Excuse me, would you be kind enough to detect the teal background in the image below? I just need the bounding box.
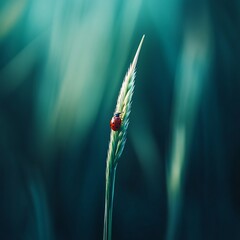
[0,0,240,239]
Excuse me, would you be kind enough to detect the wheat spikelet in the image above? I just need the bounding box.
[103,35,144,240]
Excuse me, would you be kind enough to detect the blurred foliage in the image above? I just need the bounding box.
[0,0,240,239]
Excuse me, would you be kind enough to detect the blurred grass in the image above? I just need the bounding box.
[167,7,212,240]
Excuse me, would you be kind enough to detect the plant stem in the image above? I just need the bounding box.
[103,161,117,240]
[103,36,144,240]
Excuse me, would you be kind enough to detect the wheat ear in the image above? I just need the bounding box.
[103,35,144,240]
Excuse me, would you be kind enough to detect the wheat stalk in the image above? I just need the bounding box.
[103,35,145,240]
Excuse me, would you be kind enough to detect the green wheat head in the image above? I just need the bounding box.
[103,35,144,240]
[107,35,145,167]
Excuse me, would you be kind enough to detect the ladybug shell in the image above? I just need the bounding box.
[110,115,122,131]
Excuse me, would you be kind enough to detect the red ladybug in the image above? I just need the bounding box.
[110,113,122,131]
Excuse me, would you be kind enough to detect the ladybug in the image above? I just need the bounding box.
[110,113,122,131]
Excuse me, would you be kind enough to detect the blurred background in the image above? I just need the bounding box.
[0,0,240,239]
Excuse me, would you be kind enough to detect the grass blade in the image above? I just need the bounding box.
[103,35,144,240]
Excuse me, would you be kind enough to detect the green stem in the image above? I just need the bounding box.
[103,162,117,240]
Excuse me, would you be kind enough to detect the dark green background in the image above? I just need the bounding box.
[0,0,240,239]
